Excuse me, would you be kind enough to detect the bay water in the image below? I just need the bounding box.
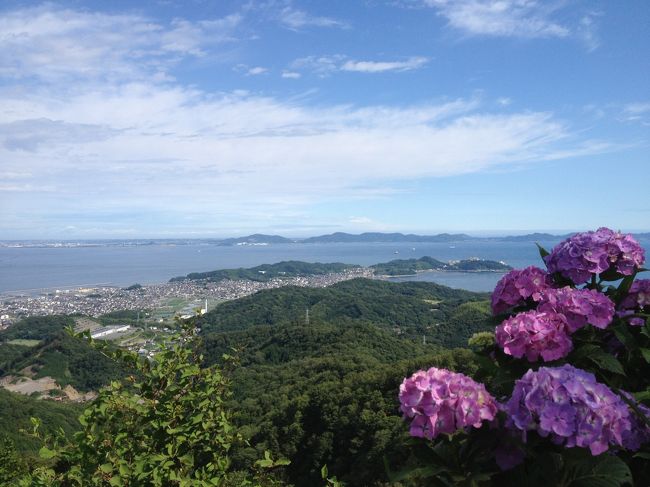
[2,238,648,294]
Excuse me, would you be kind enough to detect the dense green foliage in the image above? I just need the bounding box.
[371,256,511,275]
[200,278,492,348]
[22,324,287,486]
[0,315,74,341]
[0,389,82,455]
[227,338,480,486]
[0,435,27,484]
[171,260,359,283]
[0,330,124,392]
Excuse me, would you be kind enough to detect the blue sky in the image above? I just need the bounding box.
[0,0,648,238]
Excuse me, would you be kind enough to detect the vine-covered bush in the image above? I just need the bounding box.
[18,320,289,486]
[393,228,650,486]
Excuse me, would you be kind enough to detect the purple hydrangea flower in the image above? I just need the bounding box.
[495,310,572,362]
[491,266,554,315]
[538,287,615,332]
[504,365,648,455]
[544,228,645,285]
[399,367,498,440]
[618,279,650,326]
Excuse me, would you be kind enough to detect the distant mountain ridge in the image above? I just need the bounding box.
[3,231,648,248]
[215,234,294,246]
[300,232,472,243]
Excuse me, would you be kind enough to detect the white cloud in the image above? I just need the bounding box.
[278,7,349,30]
[0,84,607,224]
[0,5,242,82]
[281,71,302,79]
[292,55,428,76]
[423,0,576,39]
[621,102,650,123]
[341,56,428,73]
[0,3,614,236]
[247,66,268,75]
[624,103,650,116]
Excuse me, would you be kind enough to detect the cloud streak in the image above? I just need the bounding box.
[292,55,428,75]
[417,0,599,48]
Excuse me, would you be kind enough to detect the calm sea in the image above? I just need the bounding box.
[1,238,648,294]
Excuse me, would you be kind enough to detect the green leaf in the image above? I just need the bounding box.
[587,349,625,375]
[634,390,650,401]
[99,463,113,473]
[569,455,633,487]
[641,348,650,363]
[536,243,550,261]
[38,446,56,459]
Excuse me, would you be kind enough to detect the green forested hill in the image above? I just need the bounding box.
[199,278,493,348]
[0,388,81,455]
[0,315,74,341]
[196,278,494,486]
[170,260,359,282]
[227,342,480,486]
[1,279,493,486]
[370,256,511,275]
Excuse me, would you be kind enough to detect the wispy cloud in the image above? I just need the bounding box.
[278,6,349,30]
[292,55,428,75]
[417,0,599,47]
[621,102,650,124]
[1,81,608,234]
[0,3,618,237]
[341,56,429,73]
[0,4,242,82]
[281,71,302,79]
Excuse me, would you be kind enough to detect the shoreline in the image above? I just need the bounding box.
[377,268,509,279]
[0,267,510,296]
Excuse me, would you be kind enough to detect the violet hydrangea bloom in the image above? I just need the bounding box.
[504,364,647,455]
[618,279,650,326]
[399,367,498,440]
[491,266,553,315]
[495,310,572,362]
[544,228,645,285]
[538,287,615,332]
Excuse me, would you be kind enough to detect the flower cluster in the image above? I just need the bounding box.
[544,228,645,284]
[399,367,498,440]
[495,310,572,362]
[538,287,615,332]
[491,266,553,315]
[504,365,644,455]
[618,279,650,326]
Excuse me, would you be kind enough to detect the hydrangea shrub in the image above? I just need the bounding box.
[395,228,650,486]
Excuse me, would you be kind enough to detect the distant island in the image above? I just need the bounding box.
[215,234,294,246]
[171,256,511,283]
[371,256,512,276]
[170,261,361,282]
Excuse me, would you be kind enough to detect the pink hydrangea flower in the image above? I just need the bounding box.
[491,266,553,315]
[505,365,649,455]
[399,367,498,440]
[538,287,615,332]
[495,310,572,362]
[545,228,645,285]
